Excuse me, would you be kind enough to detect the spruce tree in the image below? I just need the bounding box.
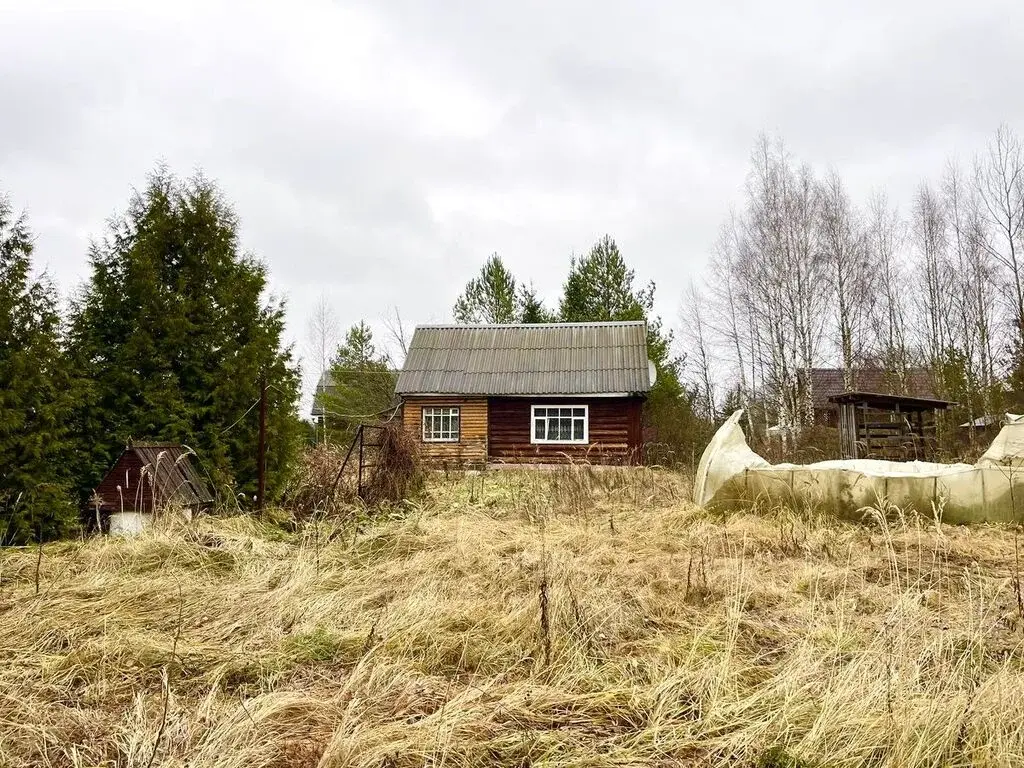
[317,322,397,441]
[518,283,555,323]
[0,191,76,543]
[68,167,302,504]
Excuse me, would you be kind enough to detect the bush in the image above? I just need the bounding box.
[280,443,354,520]
[282,423,422,519]
[361,422,423,506]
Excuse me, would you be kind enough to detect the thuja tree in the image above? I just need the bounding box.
[0,191,76,543]
[68,167,303,504]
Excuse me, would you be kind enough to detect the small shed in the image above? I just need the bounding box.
[92,442,214,534]
[829,391,956,460]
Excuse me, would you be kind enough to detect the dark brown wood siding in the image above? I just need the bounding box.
[94,452,153,513]
[487,397,643,464]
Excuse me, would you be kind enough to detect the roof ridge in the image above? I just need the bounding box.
[414,320,646,330]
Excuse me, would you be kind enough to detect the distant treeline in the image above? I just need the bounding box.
[683,126,1024,442]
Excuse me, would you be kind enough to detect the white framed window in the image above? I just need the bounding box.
[422,406,460,442]
[531,405,588,444]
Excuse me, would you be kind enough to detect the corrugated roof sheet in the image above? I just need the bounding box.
[396,322,651,395]
[128,443,214,507]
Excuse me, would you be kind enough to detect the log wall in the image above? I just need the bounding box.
[402,397,488,467]
[487,396,643,464]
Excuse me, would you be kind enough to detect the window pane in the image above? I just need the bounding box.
[573,408,585,417]
[573,420,584,440]
[535,407,546,419]
[534,419,545,440]
[556,418,569,440]
[451,414,459,434]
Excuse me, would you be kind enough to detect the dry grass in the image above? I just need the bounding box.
[3,467,1024,767]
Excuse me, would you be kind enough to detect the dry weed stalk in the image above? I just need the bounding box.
[2,472,1024,767]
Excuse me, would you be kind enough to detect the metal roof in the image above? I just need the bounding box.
[395,321,652,396]
[827,391,956,411]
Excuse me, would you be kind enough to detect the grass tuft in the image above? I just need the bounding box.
[3,469,1024,766]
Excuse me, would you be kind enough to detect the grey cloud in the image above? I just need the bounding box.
[1,0,1022,410]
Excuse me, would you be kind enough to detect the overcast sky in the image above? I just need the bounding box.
[2,0,1022,408]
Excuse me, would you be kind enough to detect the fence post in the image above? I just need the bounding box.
[357,425,365,498]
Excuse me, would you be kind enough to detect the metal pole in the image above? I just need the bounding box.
[257,376,267,515]
[357,425,364,498]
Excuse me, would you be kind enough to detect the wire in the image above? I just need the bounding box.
[219,396,262,435]
[314,403,401,422]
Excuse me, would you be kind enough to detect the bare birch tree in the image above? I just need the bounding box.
[681,280,717,420]
[976,125,1024,359]
[305,293,340,443]
[944,161,1000,422]
[818,170,872,390]
[911,183,953,394]
[731,135,828,436]
[866,192,912,391]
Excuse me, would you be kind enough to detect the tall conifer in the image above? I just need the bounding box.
[68,167,302,503]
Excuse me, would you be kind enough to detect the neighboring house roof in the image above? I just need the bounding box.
[805,368,935,410]
[396,321,652,396]
[93,442,215,513]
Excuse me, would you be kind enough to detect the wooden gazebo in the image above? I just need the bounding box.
[829,391,956,460]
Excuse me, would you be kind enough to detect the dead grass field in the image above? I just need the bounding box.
[3,467,1024,767]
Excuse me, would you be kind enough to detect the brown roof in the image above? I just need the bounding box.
[805,368,935,410]
[93,443,214,513]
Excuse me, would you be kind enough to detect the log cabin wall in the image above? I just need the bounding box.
[402,396,488,466]
[487,396,643,464]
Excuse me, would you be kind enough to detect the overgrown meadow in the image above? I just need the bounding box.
[3,468,1024,767]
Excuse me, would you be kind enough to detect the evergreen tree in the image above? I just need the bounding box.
[0,191,76,543]
[68,167,302,504]
[518,283,556,323]
[317,321,397,441]
[453,253,519,323]
[558,235,699,458]
[559,236,655,323]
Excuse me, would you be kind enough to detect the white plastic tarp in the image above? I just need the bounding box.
[694,410,1024,524]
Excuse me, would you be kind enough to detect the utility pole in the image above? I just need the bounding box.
[257,375,267,515]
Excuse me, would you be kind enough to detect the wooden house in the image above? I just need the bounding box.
[396,322,654,466]
[92,442,214,534]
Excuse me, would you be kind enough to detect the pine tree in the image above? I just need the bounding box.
[0,191,76,543]
[317,322,397,441]
[558,235,698,456]
[453,253,519,323]
[559,236,655,323]
[68,167,303,505]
